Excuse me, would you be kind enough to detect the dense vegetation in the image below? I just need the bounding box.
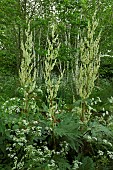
[0,0,113,169]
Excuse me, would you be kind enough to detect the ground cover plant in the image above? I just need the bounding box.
[0,0,113,169]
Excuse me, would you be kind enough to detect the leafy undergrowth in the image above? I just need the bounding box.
[0,96,113,170]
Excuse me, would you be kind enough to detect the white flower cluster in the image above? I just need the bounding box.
[72,160,82,170]
[47,159,58,169]
[103,139,112,147]
[98,150,104,156]
[24,144,53,167]
[98,150,113,160]
[31,125,42,136]
[90,97,102,106]
[12,156,25,170]
[58,141,69,155]
[6,145,25,170]
[108,96,113,104]
[84,135,97,142]
[107,151,113,159]
[1,97,21,115]
[102,109,109,117]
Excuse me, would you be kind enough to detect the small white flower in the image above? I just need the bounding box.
[102,108,105,111]
[109,154,113,159]
[94,101,97,104]
[13,143,16,147]
[106,111,109,115]
[98,150,104,156]
[97,97,102,102]
[48,117,53,121]
[103,139,107,144]
[87,135,92,140]
[32,126,35,130]
[107,151,113,159]
[10,98,15,101]
[56,152,60,155]
[33,121,38,124]
[16,107,20,113]
[102,113,105,117]
[73,160,82,170]
[108,142,112,147]
[91,102,94,106]
[22,119,29,125]
[92,137,97,141]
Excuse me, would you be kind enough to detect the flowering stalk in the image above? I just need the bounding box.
[44,24,64,126]
[76,11,101,121]
[19,21,36,113]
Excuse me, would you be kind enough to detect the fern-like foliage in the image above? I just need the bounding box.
[79,156,95,170]
[54,156,71,170]
[89,120,113,138]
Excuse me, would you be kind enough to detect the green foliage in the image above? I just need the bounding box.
[54,157,71,170]
[99,56,113,79]
[79,157,95,170]
[90,79,113,112]
[1,92,113,169]
[0,96,80,169]
[0,75,19,104]
[54,112,81,150]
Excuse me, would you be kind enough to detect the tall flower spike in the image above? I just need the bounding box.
[44,23,64,125]
[19,20,36,112]
[76,12,101,100]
